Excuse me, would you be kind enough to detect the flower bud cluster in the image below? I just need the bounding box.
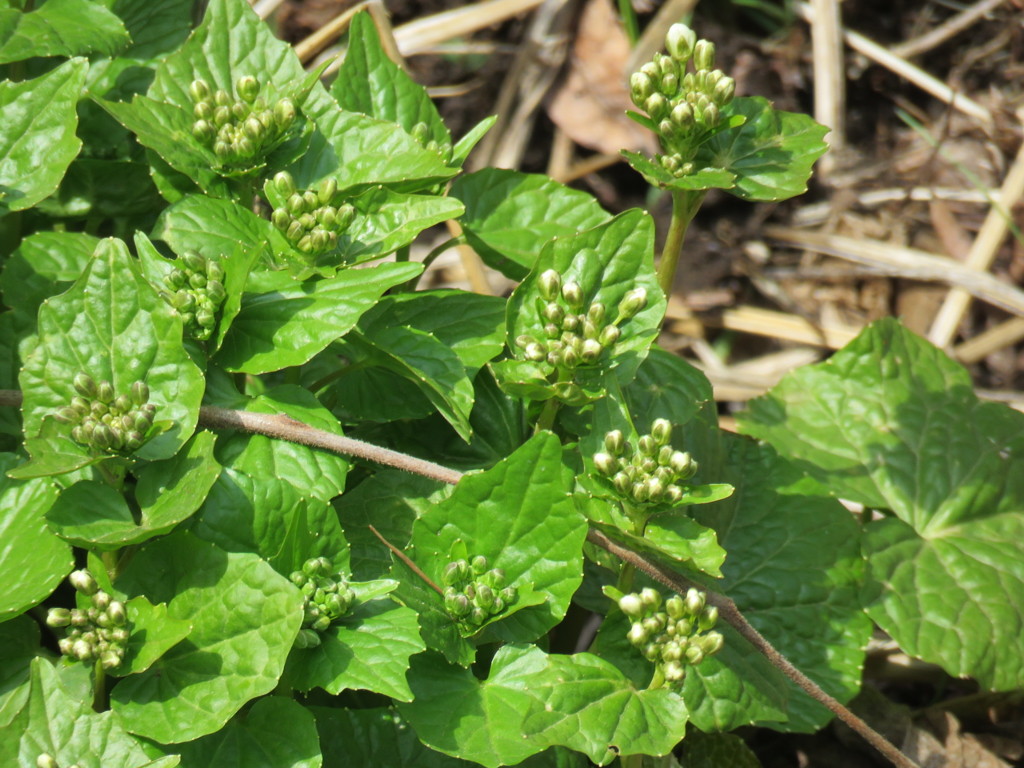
[442,555,517,630]
[36,754,80,768]
[161,250,226,341]
[289,557,356,649]
[619,587,723,686]
[593,419,698,505]
[53,373,156,454]
[515,263,647,402]
[189,76,297,170]
[629,24,736,176]
[409,121,448,155]
[269,171,356,258]
[47,569,130,670]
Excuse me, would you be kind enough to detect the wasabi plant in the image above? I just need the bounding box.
[1,4,1019,768]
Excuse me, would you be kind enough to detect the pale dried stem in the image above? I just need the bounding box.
[892,0,1009,59]
[809,0,846,164]
[928,140,1024,347]
[766,226,1024,317]
[953,316,1024,364]
[797,2,993,127]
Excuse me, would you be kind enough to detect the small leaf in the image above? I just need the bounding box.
[399,645,688,766]
[284,585,425,701]
[0,454,70,622]
[116,596,194,677]
[215,261,421,373]
[621,150,736,191]
[0,0,129,63]
[0,58,88,212]
[451,169,611,279]
[695,96,829,202]
[112,532,304,743]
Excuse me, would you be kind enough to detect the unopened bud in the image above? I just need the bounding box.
[644,93,669,121]
[561,281,584,311]
[593,452,617,476]
[619,594,644,618]
[189,79,211,103]
[712,76,735,106]
[274,98,296,127]
[618,287,648,320]
[693,39,715,71]
[580,338,603,364]
[629,72,654,106]
[470,555,488,575]
[69,569,98,595]
[317,178,338,205]
[46,607,72,627]
[627,622,648,645]
[651,418,672,446]
[665,24,697,62]
[698,605,718,631]
[236,75,259,104]
[639,588,661,609]
[538,269,561,301]
[685,588,704,616]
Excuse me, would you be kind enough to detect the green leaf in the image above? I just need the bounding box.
[399,646,688,767]
[678,730,762,768]
[332,10,451,160]
[620,150,737,192]
[506,209,665,389]
[398,433,587,657]
[116,596,194,678]
[154,697,320,768]
[450,116,496,168]
[111,532,304,743]
[19,237,205,462]
[0,231,99,320]
[214,386,348,504]
[451,169,611,279]
[739,318,1024,691]
[694,96,829,202]
[685,434,871,732]
[0,453,71,622]
[336,326,475,441]
[113,0,194,59]
[0,58,87,212]
[0,0,129,63]
[284,585,425,701]
[215,261,421,373]
[16,658,181,768]
[294,82,458,194]
[335,470,450,580]
[312,707,478,768]
[192,468,349,577]
[34,158,164,220]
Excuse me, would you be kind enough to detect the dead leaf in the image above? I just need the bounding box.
[545,0,658,155]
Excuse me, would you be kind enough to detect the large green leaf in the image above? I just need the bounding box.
[0,58,87,212]
[155,697,320,768]
[0,454,70,622]
[395,433,587,662]
[0,0,128,63]
[191,468,348,577]
[0,231,99,320]
[14,658,180,768]
[451,169,611,279]
[19,238,205,463]
[214,386,348,504]
[112,0,194,59]
[739,318,1024,691]
[332,11,451,160]
[111,532,304,743]
[215,261,421,373]
[283,583,425,701]
[45,431,221,548]
[116,596,193,678]
[399,645,688,766]
[694,97,829,202]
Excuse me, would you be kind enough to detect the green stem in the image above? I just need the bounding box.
[617,0,639,45]
[403,236,462,292]
[92,660,108,712]
[395,244,410,263]
[534,397,561,434]
[655,189,705,298]
[616,503,650,595]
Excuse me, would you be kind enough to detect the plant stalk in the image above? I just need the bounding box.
[655,189,705,298]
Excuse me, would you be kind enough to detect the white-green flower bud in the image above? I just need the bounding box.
[684,645,705,665]
[612,471,631,495]
[663,659,686,681]
[642,642,660,661]
[698,605,718,631]
[618,287,648,320]
[703,103,720,128]
[665,595,685,620]
[47,607,72,627]
[538,268,561,301]
[69,569,98,595]
[243,116,264,141]
[236,75,259,104]
[71,639,92,660]
[560,280,584,311]
[317,178,338,205]
[271,208,291,230]
[665,24,697,62]
[651,419,672,446]
[604,430,625,456]
[638,435,657,457]
[644,92,669,121]
[693,39,715,71]
[712,75,735,106]
[669,451,695,477]
[273,172,296,199]
[213,105,231,128]
[661,72,678,96]
[639,587,661,610]
[685,588,704,616]
[701,632,724,655]
[107,601,127,626]
[470,555,488,575]
[274,98,296,127]
[285,220,304,243]
[627,622,647,645]
[100,649,123,669]
[551,381,583,403]
[36,754,59,768]
[619,593,644,618]
[189,79,211,103]
[671,102,694,130]
[629,72,654,106]
[593,451,617,477]
[580,338,603,364]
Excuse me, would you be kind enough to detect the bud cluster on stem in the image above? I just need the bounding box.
[409,121,448,155]
[593,418,698,505]
[269,171,356,258]
[441,554,517,630]
[629,23,736,177]
[514,260,648,404]
[289,557,357,649]
[618,586,724,687]
[189,76,297,172]
[54,374,156,454]
[161,250,226,341]
[47,569,130,670]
